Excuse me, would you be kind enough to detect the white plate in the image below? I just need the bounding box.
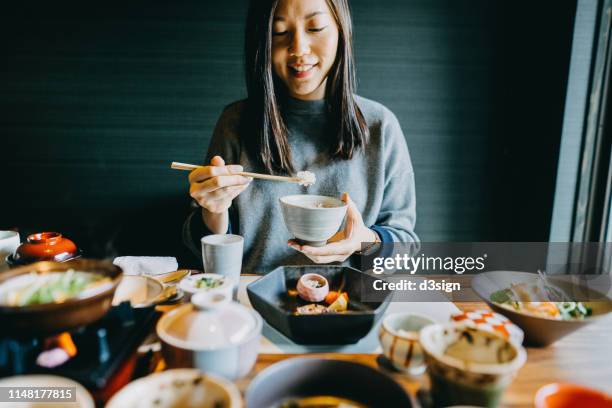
[0,375,93,408]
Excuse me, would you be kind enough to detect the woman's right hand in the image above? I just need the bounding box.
[189,156,251,226]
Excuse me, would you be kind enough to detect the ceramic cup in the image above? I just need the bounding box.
[201,234,243,297]
[0,231,20,271]
[279,195,348,247]
[379,312,435,375]
[420,323,526,408]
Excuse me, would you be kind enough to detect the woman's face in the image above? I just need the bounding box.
[271,0,339,101]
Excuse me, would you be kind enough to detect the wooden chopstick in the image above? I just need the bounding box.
[170,162,303,183]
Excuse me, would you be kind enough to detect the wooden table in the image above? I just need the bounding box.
[156,275,612,407]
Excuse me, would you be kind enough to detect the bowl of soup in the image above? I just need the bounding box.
[420,323,527,408]
[279,195,347,247]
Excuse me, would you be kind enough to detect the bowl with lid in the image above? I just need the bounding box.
[156,290,262,380]
[7,232,81,267]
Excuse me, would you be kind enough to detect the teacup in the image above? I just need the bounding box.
[379,312,435,375]
[420,323,526,408]
[0,231,20,271]
[279,195,347,247]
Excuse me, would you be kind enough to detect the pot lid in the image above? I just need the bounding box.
[12,232,79,264]
[161,291,258,349]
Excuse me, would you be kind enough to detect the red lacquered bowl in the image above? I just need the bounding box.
[535,383,612,408]
[8,232,81,267]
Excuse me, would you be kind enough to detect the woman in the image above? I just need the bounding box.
[183,0,418,274]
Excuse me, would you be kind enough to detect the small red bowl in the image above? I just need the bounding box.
[9,232,80,266]
[535,383,612,408]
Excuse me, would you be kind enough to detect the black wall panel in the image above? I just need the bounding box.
[0,1,576,265]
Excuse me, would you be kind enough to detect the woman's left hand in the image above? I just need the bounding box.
[288,192,379,263]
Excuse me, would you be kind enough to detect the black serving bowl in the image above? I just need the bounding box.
[246,357,413,408]
[246,265,393,345]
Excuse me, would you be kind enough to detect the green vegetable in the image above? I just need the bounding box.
[195,276,225,289]
[12,270,108,306]
[558,302,591,320]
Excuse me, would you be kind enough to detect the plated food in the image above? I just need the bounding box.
[0,269,112,306]
[472,270,612,346]
[247,266,392,344]
[0,260,122,336]
[106,369,241,408]
[490,282,592,320]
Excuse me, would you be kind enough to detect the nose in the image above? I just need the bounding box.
[289,29,310,57]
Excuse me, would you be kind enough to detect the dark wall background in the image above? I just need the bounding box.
[0,1,575,266]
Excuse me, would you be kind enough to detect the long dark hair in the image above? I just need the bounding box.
[243,0,369,175]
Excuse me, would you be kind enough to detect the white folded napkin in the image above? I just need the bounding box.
[113,256,178,276]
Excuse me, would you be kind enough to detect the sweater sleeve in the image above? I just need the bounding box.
[373,109,420,245]
[182,102,243,260]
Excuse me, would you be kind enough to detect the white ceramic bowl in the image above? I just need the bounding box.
[157,291,262,380]
[419,323,527,407]
[179,273,234,301]
[279,195,348,247]
[379,312,436,375]
[106,368,241,408]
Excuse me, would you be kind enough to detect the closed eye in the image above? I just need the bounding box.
[273,31,288,36]
[309,26,327,32]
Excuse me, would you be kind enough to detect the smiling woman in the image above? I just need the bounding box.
[183,0,419,274]
[271,2,340,101]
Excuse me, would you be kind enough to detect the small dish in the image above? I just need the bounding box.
[296,272,329,302]
[106,368,242,408]
[112,275,166,308]
[535,383,612,408]
[379,312,435,375]
[179,273,234,301]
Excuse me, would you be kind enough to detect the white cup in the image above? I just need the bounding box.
[201,234,244,296]
[0,231,20,271]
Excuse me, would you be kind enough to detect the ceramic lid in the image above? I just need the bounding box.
[160,291,259,349]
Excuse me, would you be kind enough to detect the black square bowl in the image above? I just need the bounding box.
[246,265,393,345]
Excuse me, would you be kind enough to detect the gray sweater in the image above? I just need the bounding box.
[184,95,418,274]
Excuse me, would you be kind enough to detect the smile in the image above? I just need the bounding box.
[289,63,317,78]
